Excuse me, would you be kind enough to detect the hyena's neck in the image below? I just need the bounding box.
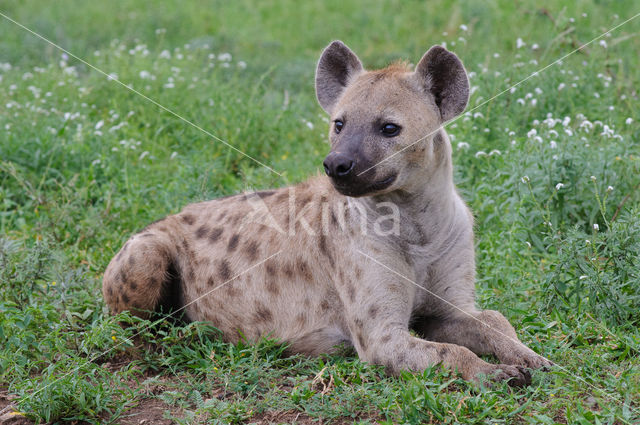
[355,144,459,244]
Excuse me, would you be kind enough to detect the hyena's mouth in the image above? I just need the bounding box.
[332,173,397,197]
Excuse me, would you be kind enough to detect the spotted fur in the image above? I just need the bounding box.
[103,41,551,386]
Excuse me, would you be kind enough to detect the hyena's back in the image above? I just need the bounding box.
[102,176,351,353]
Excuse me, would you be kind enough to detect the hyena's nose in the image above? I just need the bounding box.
[323,152,354,178]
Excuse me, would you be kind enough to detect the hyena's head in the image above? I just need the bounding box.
[315,41,469,197]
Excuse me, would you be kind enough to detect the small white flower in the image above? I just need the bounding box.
[579,275,588,280]
[475,151,487,158]
[460,24,468,31]
[599,40,607,48]
[593,223,599,231]
[489,149,501,156]
[457,142,470,150]
[138,151,149,160]
[237,61,247,69]
[516,38,526,49]
[139,70,151,79]
[585,240,591,245]
[170,151,178,160]
[625,118,633,125]
[525,241,531,248]
[95,120,104,130]
[607,186,614,193]
[532,43,539,50]
[557,83,566,91]
[555,183,565,190]
[550,141,557,149]
[527,129,537,138]
[521,175,530,183]
[218,52,232,61]
[590,175,597,182]
[159,50,171,59]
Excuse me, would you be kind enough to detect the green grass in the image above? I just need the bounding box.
[1,0,639,423]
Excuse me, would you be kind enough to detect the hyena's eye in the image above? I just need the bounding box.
[334,120,344,134]
[381,123,401,137]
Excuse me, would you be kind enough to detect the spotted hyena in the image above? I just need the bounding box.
[103,41,552,386]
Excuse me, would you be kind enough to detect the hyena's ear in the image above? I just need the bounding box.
[315,41,363,114]
[414,46,469,122]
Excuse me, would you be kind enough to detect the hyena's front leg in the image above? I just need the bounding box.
[341,264,532,386]
[414,310,553,370]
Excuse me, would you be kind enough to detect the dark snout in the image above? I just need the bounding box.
[323,150,397,197]
[323,152,355,179]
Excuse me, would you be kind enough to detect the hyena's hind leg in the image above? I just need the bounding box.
[102,220,181,319]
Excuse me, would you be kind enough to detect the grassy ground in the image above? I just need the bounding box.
[1,0,639,423]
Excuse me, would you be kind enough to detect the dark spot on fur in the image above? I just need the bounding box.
[367,305,378,319]
[217,211,227,221]
[284,263,294,278]
[122,292,130,304]
[266,278,279,296]
[437,345,450,359]
[357,332,367,351]
[320,299,330,312]
[381,334,392,344]
[254,302,273,323]
[207,277,215,286]
[257,190,276,198]
[158,225,168,232]
[330,209,338,226]
[265,262,277,276]
[129,280,137,290]
[227,234,240,252]
[181,214,195,225]
[408,340,419,350]
[107,287,113,297]
[209,228,223,243]
[296,313,306,326]
[218,260,232,281]
[244,240,259,261]
[397,352,407,364]
[128,255,135,266]
[298,258,312,281]
[318,234,334,267]
[355,267,363,280]
[195,225,208,239]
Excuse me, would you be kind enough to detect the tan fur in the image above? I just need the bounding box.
[103,41,551,386]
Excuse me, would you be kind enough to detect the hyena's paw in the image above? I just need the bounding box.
[501,346,553,371]
[475,363,532,388]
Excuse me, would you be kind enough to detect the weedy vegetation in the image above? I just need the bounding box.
[0,0,639,423]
